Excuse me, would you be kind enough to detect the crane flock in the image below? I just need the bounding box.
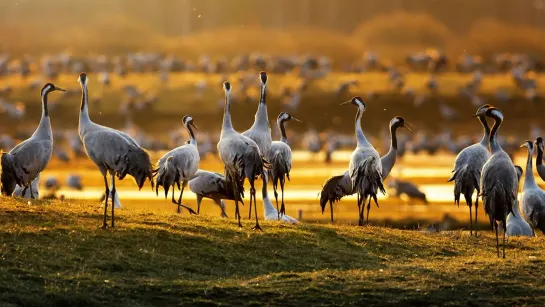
[1,70,545,259]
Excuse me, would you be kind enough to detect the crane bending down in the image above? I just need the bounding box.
[188,169,245,218]
[217,81,268,230]
[319,116,410,223]
[519,140,545,234]
[476,106,517,258]
[506,165,534,237]
[448,104,491,236]
[1,83,64,197]
[77,73,154,228]
[269,112,301,217]
[154,115,200,214]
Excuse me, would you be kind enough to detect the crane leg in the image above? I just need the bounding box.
[177,181,196,214]
[248,190,253,220]
[216,199,228,218]
[280,177,286,216]
[29,184,35,199]
[230,172,243,228]
[494,221,500,258]
[250,179,261,231]
[357,194,364,226]
[110,173,116,228]
[502,218,507,259]
[475,196,479,237]
[102,174,109,229]
[21,186,28,198]
[273,180,280,220]
[329,200,334,223]
[366,197,372,225]
[469,204,473,237]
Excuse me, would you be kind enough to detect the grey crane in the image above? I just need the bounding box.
[242,71,272,158]
[77,73,153,228]
[261,172,298,223]
[534,137,545,181]
[217,81,267,230]
[269,112,301,217]
[506,165,534,237]
[319,116,410,223]
[476,106,518,258]
[1,83,64,197]
[344,97,385,226]
[188,169,245,218]
[448,104,492,236]
[154,115,200,214]
[519,140,545,235]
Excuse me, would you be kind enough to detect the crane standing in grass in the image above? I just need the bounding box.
[320,116,410,223]
[154,115,200,214]
[506,165,534,237]
[519,140,545,235]
[77,73,154,228]
[269,112,301,217]
[1,83,64,197]
[448,104,491,236]
[217,81,267,230]
[477,106,517,258]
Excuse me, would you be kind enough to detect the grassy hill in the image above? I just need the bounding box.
[1,199,544,306]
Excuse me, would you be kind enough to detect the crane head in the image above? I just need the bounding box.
[391,116,413,131]
[260,71,267,85]
[520,140,534,151]
[277,112,302,123]
[340,96,366,110]
[535,137,544,153]
[41,83,65,95]
[78,73,88,86]
[182,115,199,131]
[223,81,231,93]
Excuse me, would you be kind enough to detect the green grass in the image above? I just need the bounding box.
[1,199,544,306]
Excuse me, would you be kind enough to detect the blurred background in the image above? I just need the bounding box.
[1,0,544,229]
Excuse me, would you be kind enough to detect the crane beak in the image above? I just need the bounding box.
[292,116,302,123]
[403,122,415,132]
[520,144,526,148]
[340,101,350,106]
[190,122,199,131]
[54,87,66,92]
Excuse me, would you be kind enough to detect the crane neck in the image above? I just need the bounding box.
[78,83,93,136]
[525,147,537,187]
[536,144,544,168]
[33,88,52,139]
[355,105,368,147]
[250,83,269,129]
[278,118,288,144]
[489,116,502,154]
[478,115,490,145]
[221,92,235,137]
[186,124,197,146]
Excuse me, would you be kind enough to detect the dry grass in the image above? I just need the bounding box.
[1,199,544,306]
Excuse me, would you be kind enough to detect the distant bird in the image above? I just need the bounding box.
[448,104,491,236]
[506,165,534,237]
[77,73,153,228]
[477,106,517,258]
[261,172,298,223]
[44,176,61,191]
[302,129,322,155]
[344,97,385,225]
[320,116,410,223]
[519,140,545,235]
[154,115,200,214]
[66,174,83,190]
[13,175,40,199]
[217,81,266,230]
[242,71,272,158]
[1,83,64,197]
[534,137,545,181]
[189,169,244,218]
[388,179,428,204]
[269,112,300,217]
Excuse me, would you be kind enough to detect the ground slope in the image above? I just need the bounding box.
[1,199,544,306]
